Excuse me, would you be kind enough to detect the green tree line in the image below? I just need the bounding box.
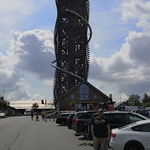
[126,93,150,108]
[0,97,9,111]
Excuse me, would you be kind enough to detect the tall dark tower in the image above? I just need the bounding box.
[52,0,92,109]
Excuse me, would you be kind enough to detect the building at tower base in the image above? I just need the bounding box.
[56,81,114,111]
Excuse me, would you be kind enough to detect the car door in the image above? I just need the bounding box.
[132,123,150,150]
[139,123,150,149]
[105,114,126,129]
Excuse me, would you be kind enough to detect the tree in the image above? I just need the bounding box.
[0,97,9,111]
[142,93,149,103]
[127,94,141,106]
[141,93,150,108]
[32,102,39,109]
[148,95,150,103]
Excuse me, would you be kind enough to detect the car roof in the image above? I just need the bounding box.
[75,110,98,113]
[68,113,75,116]
[59,113,71,115]
[97,110,147,114]
[133,119,150,125]
[145,107,150,110]
[117,119,150,130]
[92,110,149,119]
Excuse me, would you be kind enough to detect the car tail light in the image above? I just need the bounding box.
[111,133,116,138]
[75,114,82,124]
[75,118,79,124]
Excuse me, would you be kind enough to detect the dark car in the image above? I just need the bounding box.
[56,113,71,126]
[87,110,149,139]
[66,112,75,129]
[72,111,86,131]
[74,110,98,137]
[134,109,150,117]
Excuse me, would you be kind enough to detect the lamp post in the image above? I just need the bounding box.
[3,90,5,100]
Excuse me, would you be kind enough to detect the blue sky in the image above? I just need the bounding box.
[0,0,150,102]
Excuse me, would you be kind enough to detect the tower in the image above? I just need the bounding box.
[52,0,91,109]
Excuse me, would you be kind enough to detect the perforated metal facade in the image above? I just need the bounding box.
[53,0,91,105]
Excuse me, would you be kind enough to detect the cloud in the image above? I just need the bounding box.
[89,0,150,101]
[90,30,150,99]
[11,29,55,79]
[0,0,51,28]
[0,0,35,27]
[0,67,29,100]
[121,0,150,29]
[0,0,53,51]
[0,29,55,100]
[1,0,150,102]
[93,41,100,51]
[128,32,150,66]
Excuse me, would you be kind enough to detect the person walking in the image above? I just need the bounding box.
[31,111,34,121]
[41,111,45,121]
[44,111,47,122]
[35,112,39,121]
[91,109,111,150]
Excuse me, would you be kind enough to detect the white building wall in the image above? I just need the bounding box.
[9,100,55,110]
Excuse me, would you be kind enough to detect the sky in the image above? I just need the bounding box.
[0,0,150,103]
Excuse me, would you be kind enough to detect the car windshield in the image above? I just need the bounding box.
[125,114,147,124]
[59,113,69,117]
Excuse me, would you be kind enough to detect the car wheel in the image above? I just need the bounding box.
[125,141,144,150]
[84,134,89,139]
[61,121,65,126]
[83,130,88,139]
[68,124,72,129]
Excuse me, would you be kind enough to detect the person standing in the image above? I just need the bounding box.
[41,111,45,121]
[91,109,111,150]
[35,112,39,121]
[31,110,34,121]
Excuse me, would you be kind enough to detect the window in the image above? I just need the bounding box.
[131,123,150,132]
[79,84,89,100]
[93,94,97,99]
[132,125,143,131]
[125,114,145,124]
[71,95,74,99]
[142,123,150,132]
[106,114,125,126]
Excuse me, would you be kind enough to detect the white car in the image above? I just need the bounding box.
[0,112,6,117]
[110,119,150,150]
[145,107,150,110]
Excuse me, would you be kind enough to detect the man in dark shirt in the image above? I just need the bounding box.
[91,109,111,150]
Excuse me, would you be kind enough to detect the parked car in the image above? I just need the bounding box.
[72,111,86,131]
[131,109,150,117]
[86,111,149,139]
[0,112,6,118]
[110,119,150,150]
[146,110,150,118]
[66,112,75,129]
[56,113,71,126]
[140,110,150,117]
[24,109,31,116]
[145,107,150,110]
[73,110,97,137]
[131,109,143,113]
